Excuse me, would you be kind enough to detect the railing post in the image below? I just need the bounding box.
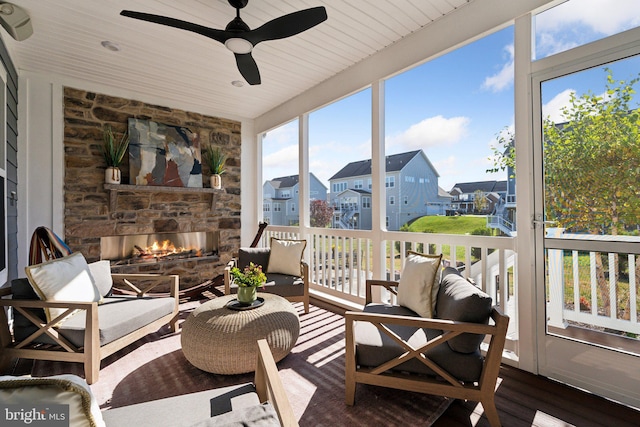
[547,228,567,329]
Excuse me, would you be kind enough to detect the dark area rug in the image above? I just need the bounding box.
[31,299,452,426]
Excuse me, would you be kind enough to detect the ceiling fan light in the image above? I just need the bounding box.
[224,37,253,54]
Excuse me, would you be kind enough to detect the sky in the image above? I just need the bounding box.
[263,0,640,193]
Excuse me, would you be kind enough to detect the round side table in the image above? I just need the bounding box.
[181,293,300,374]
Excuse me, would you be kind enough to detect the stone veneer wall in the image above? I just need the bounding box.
[63,87,241,289]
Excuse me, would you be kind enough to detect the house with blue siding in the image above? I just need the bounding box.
[263,173,327,226]
[329,150,451,230]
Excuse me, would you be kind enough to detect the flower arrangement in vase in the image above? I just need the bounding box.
[230,262,267,305]
[203,145,227,189]
[102,125,130,184]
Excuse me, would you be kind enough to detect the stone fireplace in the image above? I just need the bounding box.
[62,87,241,290]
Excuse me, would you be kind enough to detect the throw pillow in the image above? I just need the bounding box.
[189,403,280,427]
[267,238,306,277]
[0,374,106,427]
[88,260,113,297]
[436,268,493,353]
[25,252,102,324]
[238,247,271,271]
[397,251,443,318]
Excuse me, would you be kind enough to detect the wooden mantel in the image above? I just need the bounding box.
[104,184,223,212]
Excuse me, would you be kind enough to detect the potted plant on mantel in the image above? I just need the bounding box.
[102,125,129,185]
[203,145,227,189]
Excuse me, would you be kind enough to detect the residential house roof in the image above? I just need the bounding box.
[329,150,423,180]
[265,173,328,190]
[267,175,299,189]
[450,180,507,194]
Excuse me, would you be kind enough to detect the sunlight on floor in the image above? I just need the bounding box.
[307,341,345,368]
[532,411,575,426]
[279,368,316,418]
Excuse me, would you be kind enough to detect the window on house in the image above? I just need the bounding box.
[262,119,299,226]
[274,203,281,212]
[404,196,408,205]
[263,203,271,212]
[362,197,371,208]
[354,180,363,189]
[368,179,372,189]
[389,196,395,205]
[385,176,395,188]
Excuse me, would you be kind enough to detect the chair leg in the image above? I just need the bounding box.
[85,359,99,385]
[481,396,501,427]
[345,378,356,406]
[169,314,179,333]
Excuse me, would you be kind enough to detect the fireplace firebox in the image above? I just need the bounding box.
[101,231,219,265]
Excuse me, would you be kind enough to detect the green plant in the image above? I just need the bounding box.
[230,262,266,288]
[204,145,227,175]
[102,125,129,167]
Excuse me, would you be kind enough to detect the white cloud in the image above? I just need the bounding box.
[262,145,298,171]
[387,115,470,152]
[536,0,640,35]
[535,0,640,57]
[482,44,514,92]
[542,89,575,123]
[262,121,297,146]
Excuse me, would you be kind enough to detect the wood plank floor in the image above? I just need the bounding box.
[434,364,639,427]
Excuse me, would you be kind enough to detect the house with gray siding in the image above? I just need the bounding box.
[329,150,451,230]
[449,180,507,214]
[263,173,327,226]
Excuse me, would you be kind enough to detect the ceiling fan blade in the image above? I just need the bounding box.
[120,10,230,44]
[235,53,261,85]
[245,6,327,45]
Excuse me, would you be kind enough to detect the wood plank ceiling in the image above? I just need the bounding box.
[1,0,472,119]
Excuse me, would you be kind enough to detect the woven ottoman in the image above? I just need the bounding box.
[181,293,300,374]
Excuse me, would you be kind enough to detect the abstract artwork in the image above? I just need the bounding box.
[128,118,202,188]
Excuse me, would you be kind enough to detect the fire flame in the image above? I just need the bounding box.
[137,240,202,257]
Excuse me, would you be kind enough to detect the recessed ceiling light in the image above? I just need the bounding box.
[101,41,121,52]
[231,80,244,87]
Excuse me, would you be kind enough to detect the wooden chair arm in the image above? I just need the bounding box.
[365,279,399,304]
[0,287,12,297]
[344,309,503,336]
[111,273,179,297]
[255,339,298,427]
[223,259,237,295]
[0,298,98,310]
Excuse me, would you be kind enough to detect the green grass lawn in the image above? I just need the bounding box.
[406,215,491,235]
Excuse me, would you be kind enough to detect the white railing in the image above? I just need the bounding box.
[546,230,640,336]
[262,225,516,311]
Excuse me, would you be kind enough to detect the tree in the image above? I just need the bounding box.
[474,189,489,213]
[310,199,334,228]
[490,69,640,317]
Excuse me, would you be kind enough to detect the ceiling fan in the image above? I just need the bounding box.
[121,0,327,86]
